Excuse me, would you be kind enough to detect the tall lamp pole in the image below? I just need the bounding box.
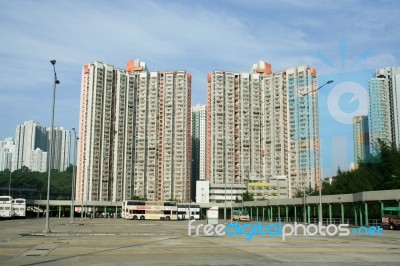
[70,128,77,223]
[9,169,12,197]
[44,59,60,234]
[301,79,334,225]
[8,160,23,197]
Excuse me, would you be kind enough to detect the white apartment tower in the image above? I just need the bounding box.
[368,67,400,152]
[191,104,206,201]
[12,121,70,172]
[0,138,15,171]
[77,59,191,203]
[29,148,47,172]
[206,61,320,197]
[48,127,70,172]
[13,120,48,171]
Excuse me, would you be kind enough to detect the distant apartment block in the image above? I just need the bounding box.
[12,121,70,172]
[77,59,191,203]
[13,120,47,171]
[29,148,47,172]
[353,115,369,164]
[191,104,206,201]
[368,67,400,152]
[48,127,71,172]
[206,61,320,198]
[0,138,15,171]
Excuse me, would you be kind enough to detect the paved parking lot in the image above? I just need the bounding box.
[0,218,399,265]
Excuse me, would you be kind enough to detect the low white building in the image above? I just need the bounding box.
[208,183,246,203]
[196,181,210,203]
[196,178,289,203]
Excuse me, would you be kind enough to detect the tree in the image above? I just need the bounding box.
[242,191,254,201]
[321,140,400,195]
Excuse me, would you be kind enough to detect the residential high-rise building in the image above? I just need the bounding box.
[77,59,191,203]
[47,127,71,172]
[353,115,369,164]
[368,67,400,152]
[206,71,241,186]
[13,120,48,171]
[282,65,320,196]
[13,121,70,172]
[0,138,15,171]
[206,61,320,198]
[191,104,206,201]
[29,148,47,172]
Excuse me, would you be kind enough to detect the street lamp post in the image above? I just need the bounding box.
[303,181,307,223]
[81,163,84,219]
[70,128,78,223]
[224,178,227,223]
[230,173,233,223]
[8,160,24,197]
[8,169,12,197]
[44,59,60,234]
[301,79,334,226]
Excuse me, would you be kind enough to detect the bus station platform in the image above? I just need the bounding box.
[0,217,399,265]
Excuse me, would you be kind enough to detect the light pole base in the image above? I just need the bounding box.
[42,228,51,234]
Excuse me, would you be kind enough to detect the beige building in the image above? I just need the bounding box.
[77,59,191,203]
[206,61,320,198]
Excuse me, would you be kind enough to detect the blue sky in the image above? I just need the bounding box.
[0,0,399,177]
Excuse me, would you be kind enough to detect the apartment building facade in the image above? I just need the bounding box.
[206,61,320,197]
[0,138,14,171]
[191,104,206,201]
[12,121,70,172]
[368,67,400,152]
[48,127,70,172]
[13,120,48,171]
[77,59,191,203]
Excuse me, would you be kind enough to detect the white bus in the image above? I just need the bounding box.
[177,203,201,220]
[12,198,26,218]
[0,196,13,218]
[122,200,178,220]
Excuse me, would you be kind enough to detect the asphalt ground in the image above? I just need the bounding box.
[0,217,399,265]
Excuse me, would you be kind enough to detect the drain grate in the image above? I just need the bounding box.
[22,243,60,257]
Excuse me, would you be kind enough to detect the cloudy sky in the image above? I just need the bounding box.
[0,0,399,177]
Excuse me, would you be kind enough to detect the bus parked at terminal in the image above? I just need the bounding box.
[12,198,26,218]
[0,195,13,218]
[177,203,201,220]
[122,200,178,220]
